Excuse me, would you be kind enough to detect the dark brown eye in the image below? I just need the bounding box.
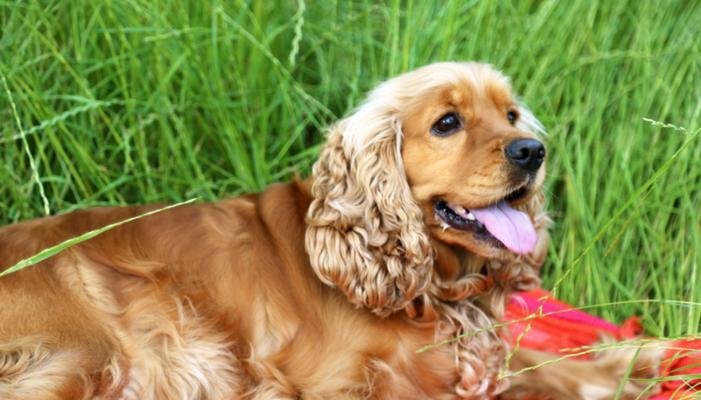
[507,110,518,125]
[431,112,462,136]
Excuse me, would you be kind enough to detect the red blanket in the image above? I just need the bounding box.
[503,290,701,399]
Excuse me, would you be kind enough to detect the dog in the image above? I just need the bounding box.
[0,62,658,399]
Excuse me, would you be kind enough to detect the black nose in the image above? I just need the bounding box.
[505,139,545,172]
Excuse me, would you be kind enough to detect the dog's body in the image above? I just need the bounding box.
[0,62,658,399]
[0,182,477,399]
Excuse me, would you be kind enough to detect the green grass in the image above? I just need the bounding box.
[1,0,700,340]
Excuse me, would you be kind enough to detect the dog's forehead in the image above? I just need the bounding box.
[442,79,514,110]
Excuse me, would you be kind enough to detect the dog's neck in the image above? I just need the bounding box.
[433,240,490,281]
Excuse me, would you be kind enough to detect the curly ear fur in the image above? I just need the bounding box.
[305,106,433,317]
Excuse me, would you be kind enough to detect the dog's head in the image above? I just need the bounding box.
[306,62,549,316]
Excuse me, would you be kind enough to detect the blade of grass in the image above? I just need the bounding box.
[0,198,197,278]
[1,72,51,216]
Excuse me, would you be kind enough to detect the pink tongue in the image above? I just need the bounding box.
[470,201,536,254]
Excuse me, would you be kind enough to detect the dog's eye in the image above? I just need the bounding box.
[431,113,462,136]
[507,110,518,125]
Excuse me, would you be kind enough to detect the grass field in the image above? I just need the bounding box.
[1,0,700,342]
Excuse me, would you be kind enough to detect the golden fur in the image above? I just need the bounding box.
[0,62,658,399]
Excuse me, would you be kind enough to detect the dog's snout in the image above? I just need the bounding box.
[505,139,545,172]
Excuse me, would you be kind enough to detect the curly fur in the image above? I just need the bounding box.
[306,122,433,316]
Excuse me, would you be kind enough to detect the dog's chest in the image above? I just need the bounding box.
[243,294,460,399]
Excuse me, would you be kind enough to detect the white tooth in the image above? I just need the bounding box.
[466,212,476,221]
[450,203,469,218]
[436,213,451,231]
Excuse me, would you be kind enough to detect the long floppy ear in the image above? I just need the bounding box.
[305,106,433,317]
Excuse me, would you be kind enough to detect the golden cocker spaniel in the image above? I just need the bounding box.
[0,62,658,399]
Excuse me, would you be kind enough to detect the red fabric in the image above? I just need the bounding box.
[503,289,640,359]
[650,339,701,400]
[502,290,701,399]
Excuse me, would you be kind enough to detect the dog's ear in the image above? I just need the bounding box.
[305,107,433,317]
[515,101,547,137]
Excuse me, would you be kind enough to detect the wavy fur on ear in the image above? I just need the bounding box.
[305,100,433,317]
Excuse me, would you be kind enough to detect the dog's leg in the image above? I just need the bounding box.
[501,344,662,400]
[0,337,127,400]
[0,268,129,400]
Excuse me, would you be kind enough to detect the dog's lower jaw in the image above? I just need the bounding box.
[429,225,515,261]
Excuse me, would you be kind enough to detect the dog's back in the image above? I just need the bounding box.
[0,185,306,398]
[0,200,246,398]
[0,182,463,399]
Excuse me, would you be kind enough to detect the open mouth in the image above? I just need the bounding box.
[433,185,537,255]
